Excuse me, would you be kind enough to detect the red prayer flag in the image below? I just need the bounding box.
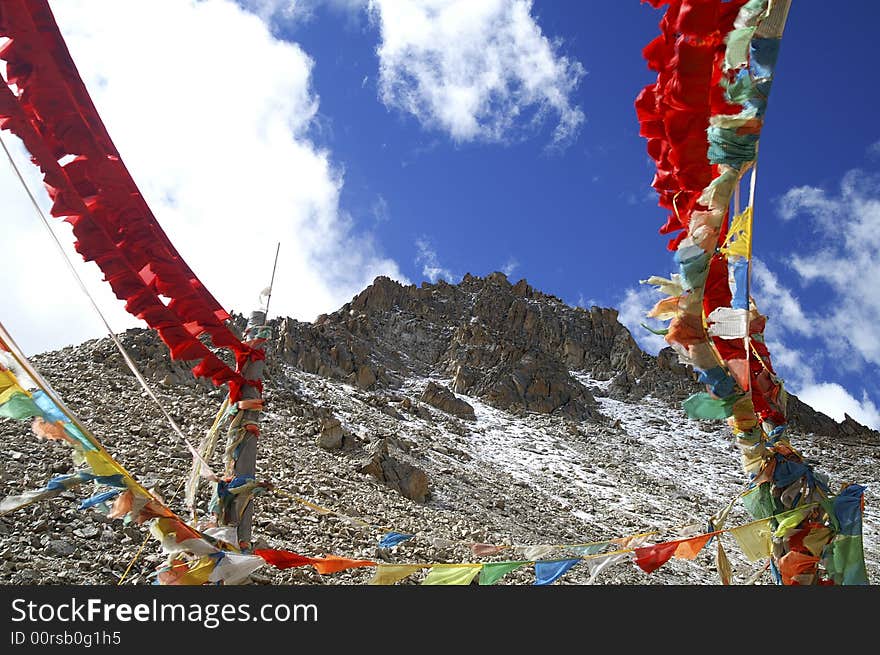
[635,541,680,574]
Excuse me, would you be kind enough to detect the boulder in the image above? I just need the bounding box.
[356,439,429,503]
[316,417,344,450]
[420,381,476,421]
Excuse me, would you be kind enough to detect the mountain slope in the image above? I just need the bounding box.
[0,273,876,585]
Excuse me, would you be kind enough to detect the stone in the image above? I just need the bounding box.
[356,439,429,503]
[73,526,100,539]
[356,365,377,390]
[47,539,76,557]
[316,418,344,450]
[420,381,475,421]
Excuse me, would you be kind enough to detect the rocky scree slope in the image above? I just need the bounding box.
[0,272,877,585]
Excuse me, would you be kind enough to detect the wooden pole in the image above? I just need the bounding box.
[217,245,279,548]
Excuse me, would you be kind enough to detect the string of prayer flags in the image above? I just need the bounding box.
[0,0,263,402]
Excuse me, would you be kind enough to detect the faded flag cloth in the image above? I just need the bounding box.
[516,545,556,561]
[470,543,505,557]
[730,519,773,562]
[369,564,425,586]
[421,565,481,586]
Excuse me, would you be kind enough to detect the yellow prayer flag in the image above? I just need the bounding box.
[421,564,482,586]
[84,450,125,477]
[730,519,772,562]
[369,564,425,585]
[169,557,215,586]
[0,369,20,394]
[802,528,833,558]
[720,207,753,259]
[773,507,811,537]
[716,540,732,586]
[0,372,29,405]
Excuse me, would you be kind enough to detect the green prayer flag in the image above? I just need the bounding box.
[742,483,775,520]
[0,391,42,419]
[724,27,757,71]
[682,392,741,420]
[421,565,481,586]
[479,561,527,586]
[773,506,811,537]
[824,535,869,586]
[640,323,669,336]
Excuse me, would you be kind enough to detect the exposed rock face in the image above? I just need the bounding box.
[420,382,475,421]
[255,273,876,441]
[263,273,650,422]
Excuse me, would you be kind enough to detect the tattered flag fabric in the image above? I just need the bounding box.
[730,519,773,562]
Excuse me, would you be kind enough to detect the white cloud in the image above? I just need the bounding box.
[501,257,519,277]
[777,185,839,227]
[0,0,405,355]
[616,286,667,355]
[776,170,880,367]
[750,259,811,337]
[796,383,880,430]
[415,238,454,283]
[371,193,390,224]
[368,0,585,147]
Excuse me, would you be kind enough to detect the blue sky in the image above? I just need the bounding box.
[2,0,879,428]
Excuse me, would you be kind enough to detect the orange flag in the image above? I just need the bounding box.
[310,555,376,575]
[673,534,713,560]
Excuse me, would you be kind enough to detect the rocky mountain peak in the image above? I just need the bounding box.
[260,273,880,442]
[268,273,659,422]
